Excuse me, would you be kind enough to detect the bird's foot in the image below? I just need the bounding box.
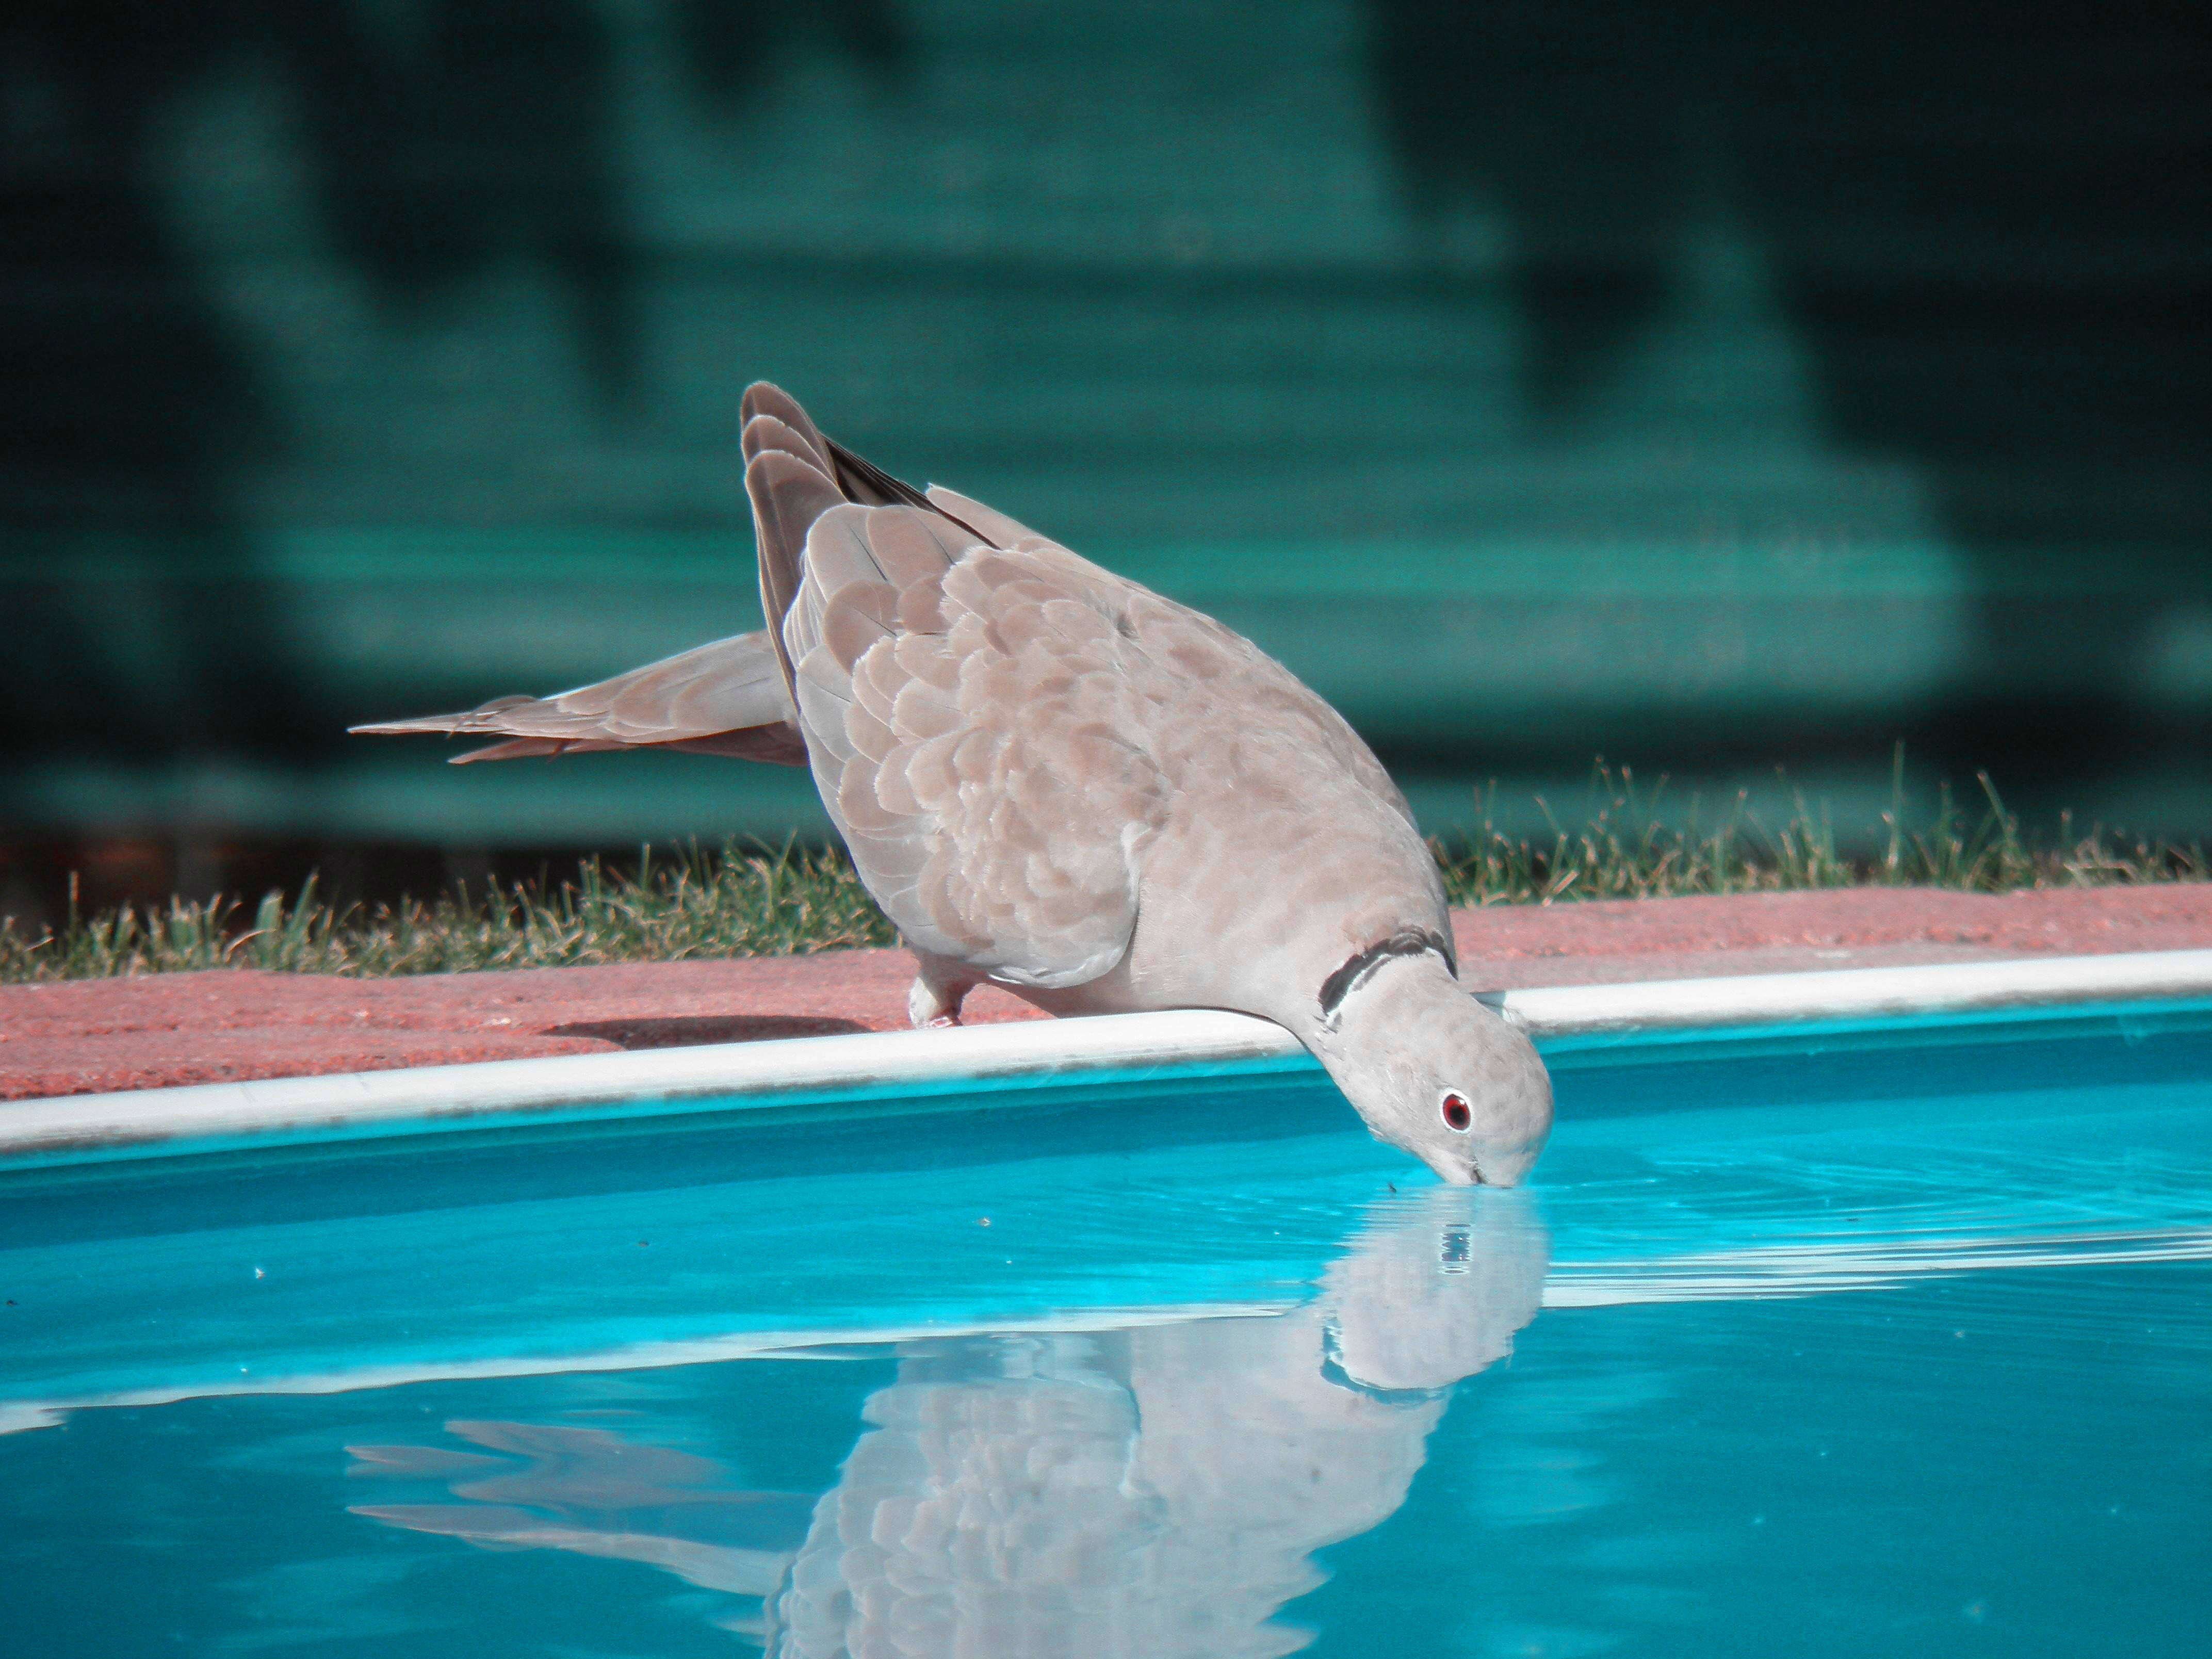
[908,971,974,1031]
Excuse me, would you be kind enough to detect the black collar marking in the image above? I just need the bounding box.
[1316,928,1455,1019]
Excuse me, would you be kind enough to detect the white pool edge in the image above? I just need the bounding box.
[10,948,2212,1160]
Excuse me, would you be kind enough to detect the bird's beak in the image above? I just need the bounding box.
[1474,1145,1542,1188]
[1416,1147,1482,1186]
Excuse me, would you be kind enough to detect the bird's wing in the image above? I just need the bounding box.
[754,452,1167,988]
[349,631,806,766]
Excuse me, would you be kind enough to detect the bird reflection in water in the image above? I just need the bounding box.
[349,1189,1549,1654]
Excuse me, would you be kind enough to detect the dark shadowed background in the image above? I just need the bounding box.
[2,0,2205,922]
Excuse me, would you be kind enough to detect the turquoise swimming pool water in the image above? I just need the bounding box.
[3,1004,2208,1657]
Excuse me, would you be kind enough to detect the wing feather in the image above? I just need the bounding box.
[821,580,900,673]
[800,503,893,598]
[924,484,1045,549]
[740,384,835,474]
[867,510,982,586]
[745,447,844,687]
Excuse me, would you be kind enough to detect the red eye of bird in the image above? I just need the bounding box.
[1441,1092,1472,1132]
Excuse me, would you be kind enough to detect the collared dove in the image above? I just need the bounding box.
[355,384,1552,1184]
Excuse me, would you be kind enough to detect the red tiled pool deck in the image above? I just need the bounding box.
[6,886,2212,1100]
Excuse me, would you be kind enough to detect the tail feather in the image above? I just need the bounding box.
[350,632,805,767]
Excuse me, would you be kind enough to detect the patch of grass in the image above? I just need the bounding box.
[2,767,2206,984]
[1438,766,2207,907]
[0,841,896,984]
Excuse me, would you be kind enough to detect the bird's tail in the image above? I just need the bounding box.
[348,630,806,766]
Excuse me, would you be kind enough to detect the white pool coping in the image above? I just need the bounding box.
[8,948,2212,1161]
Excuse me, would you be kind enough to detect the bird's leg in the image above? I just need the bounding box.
[908,957,978,1029]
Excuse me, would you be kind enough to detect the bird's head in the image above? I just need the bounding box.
[1310,953,1552,1186]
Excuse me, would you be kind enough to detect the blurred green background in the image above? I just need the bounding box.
[2,1,2205,920]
